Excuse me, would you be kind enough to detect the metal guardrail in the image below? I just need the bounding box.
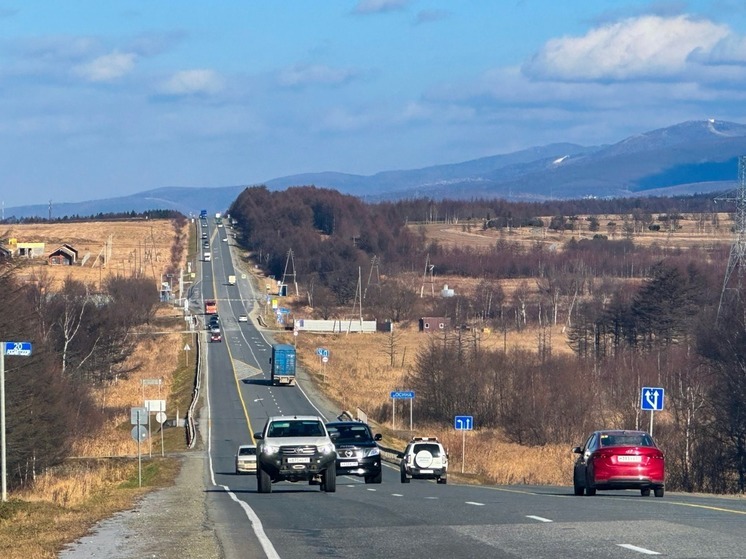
[185,325,201,449]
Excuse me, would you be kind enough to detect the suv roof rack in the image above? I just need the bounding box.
[411,436,439,442]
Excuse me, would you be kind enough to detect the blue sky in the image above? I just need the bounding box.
[4,0,746,208]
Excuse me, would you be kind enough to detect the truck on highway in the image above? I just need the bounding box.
[203,251,211,262]
[199,209,207,219]
[270,344,296,386]
[228,274,236,286]
[204,299,217,314]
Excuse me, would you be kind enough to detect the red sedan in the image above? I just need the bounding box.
[210,332,222,343]
[573,430,665,497]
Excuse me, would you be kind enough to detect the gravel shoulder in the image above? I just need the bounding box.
[59,446,223,559]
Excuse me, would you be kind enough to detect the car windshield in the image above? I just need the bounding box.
[268,420,324,437]
[238,447,256,456]
[600,433,654,447]
[328,424,373,443]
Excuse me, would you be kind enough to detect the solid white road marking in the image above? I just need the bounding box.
[526,515,553,523]
[617,544,661,555]
[465,501,485,506]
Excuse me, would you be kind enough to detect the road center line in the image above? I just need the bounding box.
[526,515,553,522]
[617,544,661,555]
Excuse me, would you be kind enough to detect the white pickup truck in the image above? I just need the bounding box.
[254,415,337,493]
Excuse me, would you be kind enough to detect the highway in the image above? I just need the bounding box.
[194,217,746,559]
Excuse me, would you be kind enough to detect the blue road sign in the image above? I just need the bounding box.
[641,387,665,411]
[3,342,32,357]
[455,415,474,430]
[390,390,415,399]
[316,348,329,357]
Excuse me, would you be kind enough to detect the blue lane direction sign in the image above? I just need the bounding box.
[3,342,32,357]
[390,390,415,399]
[455,415,474,430]
[641,387,665,411]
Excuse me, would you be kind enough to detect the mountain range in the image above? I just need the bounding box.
[5,119,746,219]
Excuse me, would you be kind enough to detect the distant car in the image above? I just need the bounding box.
[326,420,383,484]
[238,314,248,322]
[210,325,220,336]
[222,237,228,242]
[210,332,222,342]
[399,437,448,484]
[235,445,257,474]
[203,241,209,248]
[573,430,665,497]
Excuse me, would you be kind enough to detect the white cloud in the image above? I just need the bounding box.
[523,15,730,81]
[691,35,746,65]
[74,51,136,82]
[277,64,358,87]
[353,0,410,15]
[158,69,224,95]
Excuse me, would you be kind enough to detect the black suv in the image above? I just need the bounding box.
[326,420,383,484]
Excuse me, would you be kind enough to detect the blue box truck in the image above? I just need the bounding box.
[270,344,296,386]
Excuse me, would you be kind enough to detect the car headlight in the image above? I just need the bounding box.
[262,445,279,455]
[366,447,380,457]
[319,443,335,454]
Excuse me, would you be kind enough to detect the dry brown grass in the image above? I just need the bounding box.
[1,219,185,290]
[416,211,734,252]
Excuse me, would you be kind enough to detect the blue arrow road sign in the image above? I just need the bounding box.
[390,390,415,399]
[641,387,665,411]
[3,342,32,357]
[455,415,474,430]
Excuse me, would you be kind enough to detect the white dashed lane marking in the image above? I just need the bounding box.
[617,544,661,555]
[465,501,485,506]
[526,515,553,523]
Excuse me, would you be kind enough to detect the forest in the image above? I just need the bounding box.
[230,186,746,493]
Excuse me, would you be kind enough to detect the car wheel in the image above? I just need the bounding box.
[257,464,271,494]
[437,477,447,484]
[641,488,651,497]
[574,484,584,496]
[400,464,410,483]
[365,470,383,484]
[323,466,336,493]
[585,472,596,496]
[654,487,665,498]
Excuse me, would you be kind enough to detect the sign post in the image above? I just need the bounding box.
[640,387,665,436]
[131,407,148,488]
[1,341,32,502]
[390,391,415,431]
[455,415,474,474]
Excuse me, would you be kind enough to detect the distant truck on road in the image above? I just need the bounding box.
[203,251,211,262]
[204,299,217,314]
[199,209,207,219]
[270,344,296,386]
[228,274,236,286]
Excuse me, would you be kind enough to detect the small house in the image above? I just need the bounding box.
[419,316,451,333]
[48,245,78,266]
[15,242,45,258]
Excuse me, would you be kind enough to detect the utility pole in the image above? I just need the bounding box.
[716,155,746,318]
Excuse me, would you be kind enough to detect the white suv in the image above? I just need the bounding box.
[399,437,448,484]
